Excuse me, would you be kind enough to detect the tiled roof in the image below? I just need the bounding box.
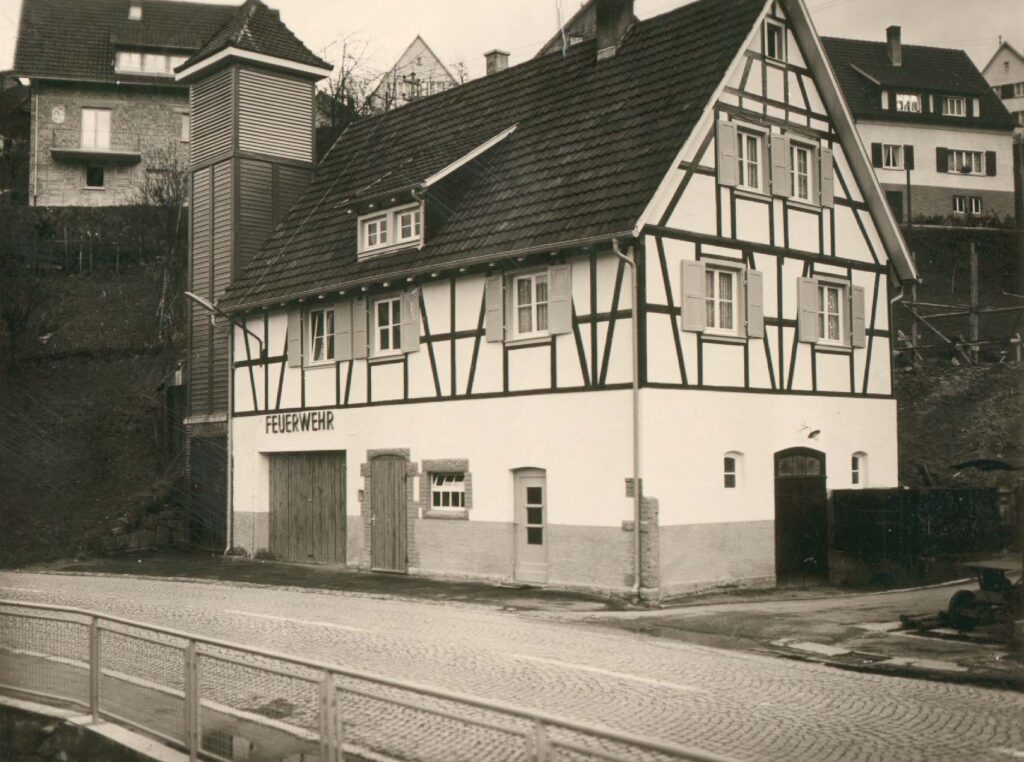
[221,0,766,311]
[822,37,1015,131]
[180,0,331,73]
[13,0,236,84]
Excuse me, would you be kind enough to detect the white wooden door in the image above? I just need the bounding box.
[514,469,548,583]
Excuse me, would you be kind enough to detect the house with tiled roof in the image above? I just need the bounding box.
[365,36,459,114]
[183,0,917,597]
[12,0,239,206]
[982,41,1024,133]
[823,28,1017,224]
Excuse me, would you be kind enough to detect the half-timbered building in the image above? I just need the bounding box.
[192,0,917,598]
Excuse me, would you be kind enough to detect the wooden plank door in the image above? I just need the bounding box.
[370,455,407,573]
[514,469,549,583]
[774,448,828,586]
[269,452,346,563]
[189,435,227,550]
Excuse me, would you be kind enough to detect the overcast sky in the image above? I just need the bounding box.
[1,0,1022,81]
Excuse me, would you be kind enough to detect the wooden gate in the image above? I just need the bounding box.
[370,455,408,573]
[269,452,346,563]
[188,435,227,550]
[774,447,828,586]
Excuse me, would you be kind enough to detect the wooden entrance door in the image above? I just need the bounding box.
[774,448,828,586]
[514,469,549,583]
[269,452,346,563]
[370,455,407,573]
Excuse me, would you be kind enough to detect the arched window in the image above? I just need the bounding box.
[723,452,743,489]
[851,452,868,487]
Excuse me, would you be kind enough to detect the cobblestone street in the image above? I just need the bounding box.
[2,571,1023,761]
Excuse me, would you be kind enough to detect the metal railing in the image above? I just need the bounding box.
[0,600,736,762]
[50,128,142,154]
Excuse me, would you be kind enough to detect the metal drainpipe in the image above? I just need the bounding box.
[611,238,641,603]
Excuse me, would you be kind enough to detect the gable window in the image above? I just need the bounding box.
[308,308,336,364]
[882,144,903,169]
[942,96,966,117]
[851,452,868,487]
[85,166,105,188]
[513,272,549,339]
[723,453,742,489]
[895,93,921,113]
[397,207,421,243]
[948,150,983,175]
[797,277,866,348]
[790,143,812,201]
[737,131,762,191]
[765,20,786,63]
[705,267,736,334]
[362,215,389,251]
[374,296,402,355]
[81,108,111,149]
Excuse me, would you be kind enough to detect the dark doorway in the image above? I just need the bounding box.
[188,436,227,550]
[269,452,346,563]
[774,447,828,586]
[370,455,408,572]
[885,190,904,223]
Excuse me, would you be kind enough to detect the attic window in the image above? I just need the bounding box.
[358,202,423,258]
[895,93,921,113]
[764,20,786,63]
[129,4,142,21]
[942,96,966,117]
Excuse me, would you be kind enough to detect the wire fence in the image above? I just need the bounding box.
[0,600,736,762]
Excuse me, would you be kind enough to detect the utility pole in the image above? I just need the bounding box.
[969,240,979,363]
[1014,133,1024,296]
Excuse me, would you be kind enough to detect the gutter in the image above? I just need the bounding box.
[611,237,642,605]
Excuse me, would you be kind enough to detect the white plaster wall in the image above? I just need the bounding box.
[641,388,899,527]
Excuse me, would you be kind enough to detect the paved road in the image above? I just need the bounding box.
[2,571,1023,761]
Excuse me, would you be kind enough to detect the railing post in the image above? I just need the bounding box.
[88,617,100,723]
[532,720,551,762]
[184,640,199,762]
[319,671,343,762]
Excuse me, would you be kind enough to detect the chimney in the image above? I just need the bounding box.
[886,25,902,67]
[596,0,634,61]
[485,50,509,75]
[128,0,142,21]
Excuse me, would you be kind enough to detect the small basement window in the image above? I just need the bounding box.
[420,459,472,519]
[86,166,105,188]
[430,473,466,509]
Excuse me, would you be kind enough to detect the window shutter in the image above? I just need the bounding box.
[401,290,421,353]
[680,260,707,333]
[485,274,504,342]
[985,151,997,176]
[971,98,979,117]
[547,264,572,335]
[819,147,834,208]
[771,134,790,197]
[871,143,883,168]
[716,121,738,188]
[850,286,866,348]
[334,302,353,361]
[745,270,765,339]
[903,145,915,170]
[287,308,302,367]
[797,277,819,343]
[351,298,368,359]
[936,147,948,173]
[1002,84,1014,99]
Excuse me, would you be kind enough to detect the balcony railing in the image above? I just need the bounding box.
[50,129,142,163]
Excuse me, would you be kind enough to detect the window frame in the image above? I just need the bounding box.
[851,452,868,487]
[429,473,467,511]
[511,271,551,340]
[373,295,403,356]
[115,51,143,73]
[737,129,764,193]
[894,93,922,113]
[361,213,390,252]
[948,149,984,175]
[953,195,966,214]
[357,202,424,257]
[420,459,472,520]
[723,453,742,489]
[85,165,105,189]
[307,307,337,366]
[881,143,904,170]
[395,205,422,244]
[704,265,739,336]
[816,281,846,347]
[764,19,786,63]
[970,196,982,215]
[789,141,814,201]
[1015,82,1024,97]
[942,96,966,117]
[80,107,111,150]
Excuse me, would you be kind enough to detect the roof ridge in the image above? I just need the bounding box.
[821,35,975,55]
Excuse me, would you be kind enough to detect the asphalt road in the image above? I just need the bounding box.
[1,571,1023,761]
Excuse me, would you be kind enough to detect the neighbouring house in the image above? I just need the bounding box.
[186,0,916,597]
[535,0,638,58]
[12,0,239,207]
[982,40,1024,132]
[822,28,1017,225]
[365,36,458,114]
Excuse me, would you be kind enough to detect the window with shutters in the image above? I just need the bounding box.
[308,308,336,364]
[881,144,904,170]
[374,297,403,355]
[737,131,763,191]
[798,277,865,348]
[764,20,786,63]
[513,272,550,339]
[817,283,843,346]
[895,93,921,113]
[680,260,763,340]
[948,150,984,175]
[790,143,812,201]
[705,267,737,335]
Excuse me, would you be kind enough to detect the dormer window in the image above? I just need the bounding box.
[358,203,423,257]
[128,4,142,21]
[942,96,966,117]
[895,93,921,113]
[764,20,786,62]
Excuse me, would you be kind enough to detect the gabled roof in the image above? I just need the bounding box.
[180,0,331,74]
[221,0,767,311]
[982,41,1024,76]
[13,0,236,85]
[822,36,1015,131]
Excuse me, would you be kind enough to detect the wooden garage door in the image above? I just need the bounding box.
[269,452,346,563]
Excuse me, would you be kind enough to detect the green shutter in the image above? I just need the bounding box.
[746,269,765,339]
[851,286,867,348]
[717,121,738,188]
[547,264,572,335]
[485,275,504,342]
[287,308,302,367]
[680,260,707,332]
[351,298,368,359]
[401,290,421,353]
[797,278,819,343]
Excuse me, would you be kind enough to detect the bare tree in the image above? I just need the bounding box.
[318,33,376,129]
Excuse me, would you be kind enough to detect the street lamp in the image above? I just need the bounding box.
[184,291,263,355]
